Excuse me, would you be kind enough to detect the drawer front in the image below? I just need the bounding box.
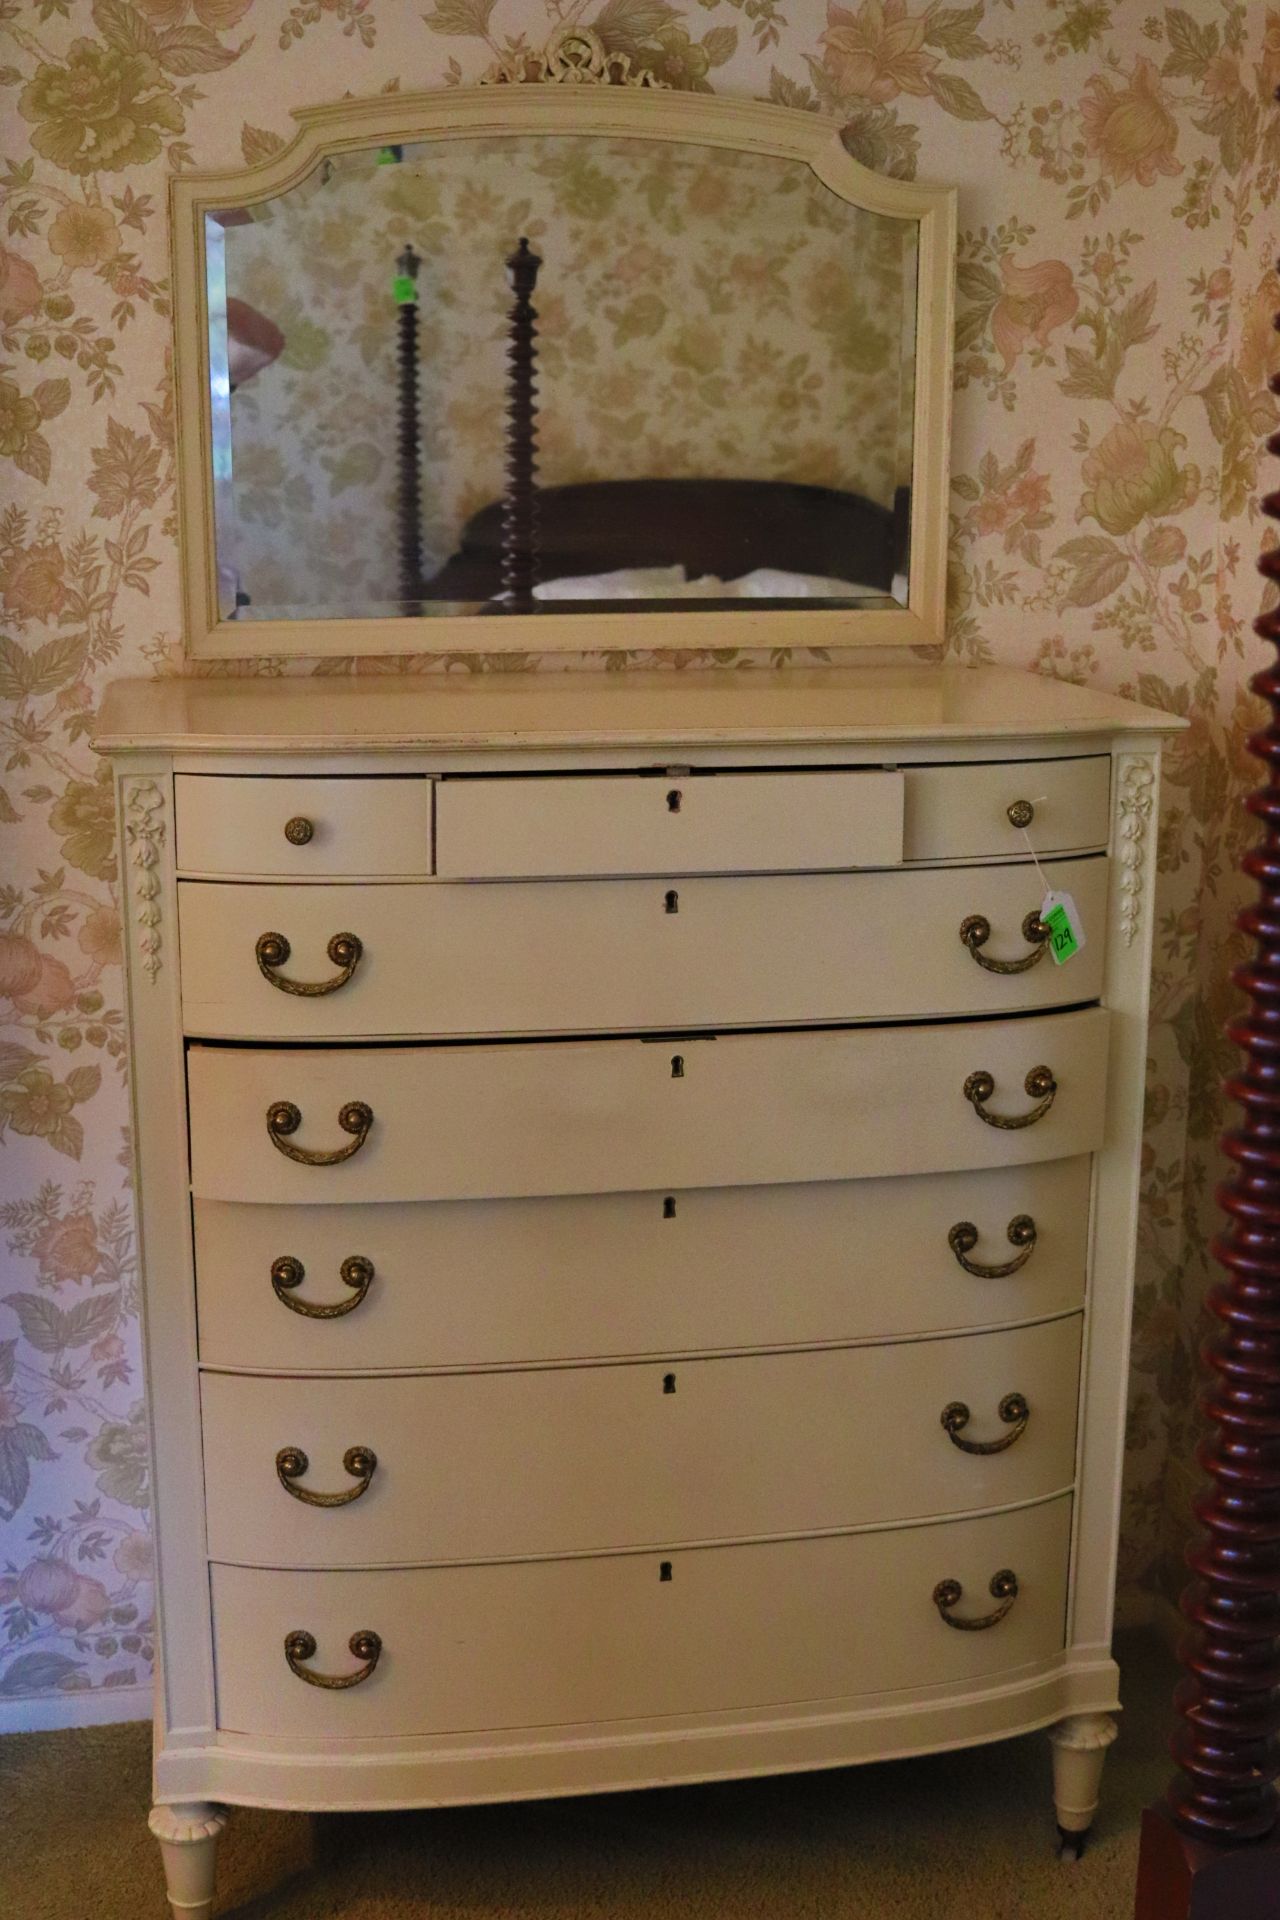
[174,775,433,878]
[210,1495,1072,1737]
[178,858,1107,1040]
[904,757,1110,862]
[187,1008,1109,1204]
[201,1316,1081,1567]
[435,770,904,878]
[195,1156,1092,1371]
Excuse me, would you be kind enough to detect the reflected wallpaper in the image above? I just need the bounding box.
[0,0,1276,1712]
[222,140,915,610]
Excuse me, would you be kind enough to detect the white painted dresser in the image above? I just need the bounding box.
[96,664,1178,1917]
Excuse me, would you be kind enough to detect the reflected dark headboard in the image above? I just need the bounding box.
[423,477,908,603]
[396,239,908,606]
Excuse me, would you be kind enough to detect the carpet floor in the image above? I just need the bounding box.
[1,1630,1177,1920]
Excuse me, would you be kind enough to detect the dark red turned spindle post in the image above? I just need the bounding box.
[1134,264,1280,1920]
[501,236,542,611]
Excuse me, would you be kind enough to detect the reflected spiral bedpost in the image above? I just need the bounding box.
[395,243,423,608]
[501,236,542,611]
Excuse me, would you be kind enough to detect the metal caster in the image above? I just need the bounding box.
[1057,1824,1088,1861]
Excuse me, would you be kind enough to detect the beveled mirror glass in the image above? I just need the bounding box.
[174,89,954,657]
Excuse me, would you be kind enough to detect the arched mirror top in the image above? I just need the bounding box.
[172,80,956,659]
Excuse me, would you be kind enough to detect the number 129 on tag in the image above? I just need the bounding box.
[1040,890,1085,966]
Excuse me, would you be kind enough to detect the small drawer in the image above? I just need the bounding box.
[194,1155,1092,1371]
[435,770,904,878]
[904,757,1110,862]
[186,1007,1109,1205]
[174,775,432,878]
[177,858,1107,1041]
[200,1315,1081,1567]
[210,1495,1072,1737]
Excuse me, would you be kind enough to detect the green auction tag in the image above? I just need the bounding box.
[392,274,417,306]
[1040,890,1084,966]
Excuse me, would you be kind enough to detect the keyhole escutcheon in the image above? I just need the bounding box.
[670,1054,684,1079]
[663,1372,677,1394]
[665,889,679,914]
[666,789,682,813]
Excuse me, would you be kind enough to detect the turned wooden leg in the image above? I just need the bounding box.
[1049,1713,1118,1857]
[148,1802,227,1919]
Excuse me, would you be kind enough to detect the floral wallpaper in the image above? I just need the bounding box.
[222,139,915,611]
[0,0,1275,1715]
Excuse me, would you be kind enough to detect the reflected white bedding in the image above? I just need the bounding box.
[531,564,900,601]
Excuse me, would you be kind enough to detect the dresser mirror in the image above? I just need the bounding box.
[174,88,955,658]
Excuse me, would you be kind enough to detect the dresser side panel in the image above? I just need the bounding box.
[115,760,215,1742]
[1070,740,1164,1652]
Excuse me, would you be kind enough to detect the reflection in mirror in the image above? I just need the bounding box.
[208,135,919,621]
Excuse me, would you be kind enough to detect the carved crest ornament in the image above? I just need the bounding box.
[482,25,666,88]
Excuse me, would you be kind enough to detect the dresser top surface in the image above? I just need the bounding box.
[94,664,1182,756]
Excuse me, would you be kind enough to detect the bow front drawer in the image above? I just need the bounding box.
[435,770,904,877]
[209,1496,1072,1739]
[176,858,1107,1039]
[174,774,433,878]
[200,1315,1081,1568]
[186,1007,1109,1204]
[194,1155,1091,1371]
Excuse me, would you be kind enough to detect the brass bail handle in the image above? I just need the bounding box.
[959,912,1049,974]
[256,931,363,997]
[947,1215,1037,1278]
[284,1628,382,1688]
[271,1254,374,1318]
[276,1444,378,1506]
[940,1392,1030,1455]
[932,1569,1019,1631]
[964,1066,1057,1130]
[266,1100,373,1165]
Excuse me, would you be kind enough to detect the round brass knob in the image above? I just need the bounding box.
[1006,799,1035,830]
[284,816,315,846]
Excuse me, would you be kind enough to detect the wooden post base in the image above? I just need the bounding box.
[1135,1802,1280,1920]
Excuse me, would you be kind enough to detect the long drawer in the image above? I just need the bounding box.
[194,1156,1092,1371]
[201,1316,1080,1568]
[186,1008,1109,1205]
[210,1495,1073,1738]
[177,859,1108,1040]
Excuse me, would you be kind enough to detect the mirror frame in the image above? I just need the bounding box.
[172,87,956,660]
